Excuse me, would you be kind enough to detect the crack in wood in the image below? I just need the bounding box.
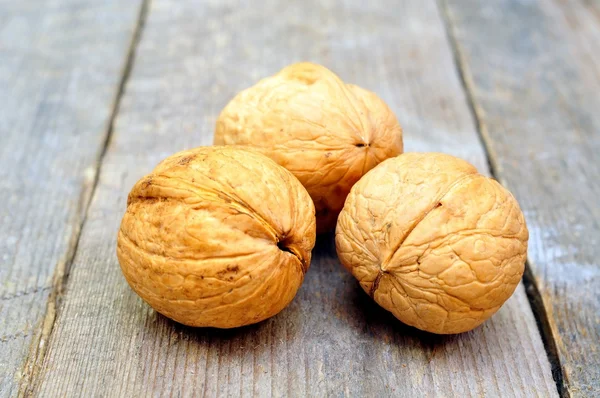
[0,286,52,302]
[1,331,33,343]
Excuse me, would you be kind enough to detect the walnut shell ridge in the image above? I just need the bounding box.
[117,146,316,328]
[335,153,528,334]
[215,62,403,233]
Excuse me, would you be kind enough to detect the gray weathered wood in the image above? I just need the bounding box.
[0,1,143,396]
[442,0,600,395]
[32,0,557,396]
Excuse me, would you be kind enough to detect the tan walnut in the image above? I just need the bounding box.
[117,146,316,328]
[335,153,528,334]
[214,62,403,233]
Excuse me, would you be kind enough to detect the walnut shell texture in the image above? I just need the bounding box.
[117,146,316,328]
[335,153,528,334]
[215,62,403,233]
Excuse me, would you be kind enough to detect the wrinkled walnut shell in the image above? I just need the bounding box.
[117,146,316,328]
[215,62,403,233]
[336,153,528,334]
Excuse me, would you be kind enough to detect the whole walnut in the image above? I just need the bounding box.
[335,153,528,334]
[214,62,403,233]
[117,146,316,328]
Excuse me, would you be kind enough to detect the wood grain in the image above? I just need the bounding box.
[442,0,600,395]
[0,1,143,396]
[32,0,557,396]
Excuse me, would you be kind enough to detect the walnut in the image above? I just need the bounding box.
[335,153,528,334]
[214,62,403,233]
[117,146,316,328]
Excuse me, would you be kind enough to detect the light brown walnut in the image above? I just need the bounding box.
[335,153,528,334]
[214,62,403,233]
[117,146,316,328]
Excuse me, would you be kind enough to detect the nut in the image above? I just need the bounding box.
[335,153,528,334]
[117,146,316,328]
[215,62,403,233]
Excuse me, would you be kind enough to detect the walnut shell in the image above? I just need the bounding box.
[214,62,403,233]
[335,153,528,334]
[117,146,316,328]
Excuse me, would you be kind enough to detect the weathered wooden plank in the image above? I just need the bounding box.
[0,1,143,396]
[33,0,557,396]
[442,0,600,395]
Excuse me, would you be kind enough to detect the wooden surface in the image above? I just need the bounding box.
[0,1,142,396]
[443,0,600,395]
[4,0,599,396]
[27,0,559,396]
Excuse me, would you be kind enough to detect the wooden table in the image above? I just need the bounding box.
[1,0,598,396]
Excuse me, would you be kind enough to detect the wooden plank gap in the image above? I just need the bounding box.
[17,1,152,396]
[436,0,566,396]
[435,0,498,177]
[522,263,568,397]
